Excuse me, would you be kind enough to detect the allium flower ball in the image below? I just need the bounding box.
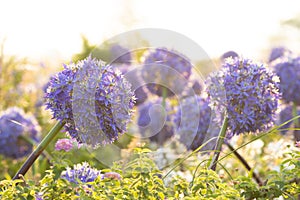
[45,57,135,147]
[268,47,291,63]
[110,44,131,64]
[0,107,40,158]
[278,105,300,135]
[273,57,300,105]
[206,57,280,138]
[142,48,192,97]
[138,98,174,145]
[175,96,214,151]
[61,162,101,184]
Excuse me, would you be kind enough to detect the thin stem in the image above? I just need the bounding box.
[226,142,263,186]
[209,116,228,171]
[292,102,300,142]
[162,136,217,179]
[13,121,65,180]
[19,134,52,161]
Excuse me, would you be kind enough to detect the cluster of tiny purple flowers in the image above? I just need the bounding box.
[61,162,101,184]
[141,47,192,97]
[137,98,174,145]
[0,107,40,158]
[272,56,300,105]
[174,96,212,151]
[206,57,280,138]
[45,57,135,147]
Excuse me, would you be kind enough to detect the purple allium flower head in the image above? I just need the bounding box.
[206,57,280,138]
[268,47,291,63]
[142,48,192,97]
[45,57,135,147]
[221,51,239,62]
[278,105,300,135]
[175,96,214,151]
[0,107,40,158]
[138,98,174,145]
[272,57,300,105]
[61,162,101,184]
[110,44,132,64]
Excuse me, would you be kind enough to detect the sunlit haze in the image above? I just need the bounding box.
[1,0,300,63]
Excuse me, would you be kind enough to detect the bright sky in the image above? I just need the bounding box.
[0,0,300,63]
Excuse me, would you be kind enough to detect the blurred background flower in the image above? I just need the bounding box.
[0,107,40,158]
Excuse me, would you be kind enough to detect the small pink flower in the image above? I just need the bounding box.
[55,138,74,152]
[295,141,300,148]
[102,172,122,180]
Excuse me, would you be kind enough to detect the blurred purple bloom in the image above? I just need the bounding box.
[0,107,40,158]
[273,57,300,105]
[134,86,148,105]
[175,96,214,151]
[191,81,202,95]
[45,57,135,147]
[110,44,132,64]
[138,98,174,145]
[278,105,300,135]
[61,162,101,184]
[221,51,239,61]
[268,47,291,63]
[55,138,74,152]
[142,48,192,97]
[112,64,148,106]
[102,172,122,180]
[206,57,280,138]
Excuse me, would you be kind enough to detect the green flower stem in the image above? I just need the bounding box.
[19,134,53,161]
[292,102,300,141]
[209,116,228,171]
[13,121,65,180]
[226,142,263,186]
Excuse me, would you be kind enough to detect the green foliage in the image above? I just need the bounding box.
[234,149,300,199]
[1,147,300,199]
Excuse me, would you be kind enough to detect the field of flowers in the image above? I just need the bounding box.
[0,34,299,200]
